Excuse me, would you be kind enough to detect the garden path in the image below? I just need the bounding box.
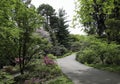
[57,53,120,84]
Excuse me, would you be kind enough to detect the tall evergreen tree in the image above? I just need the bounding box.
[56,8,69,47]
[37,4,70,47]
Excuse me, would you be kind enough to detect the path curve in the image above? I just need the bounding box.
[57,53,120,84]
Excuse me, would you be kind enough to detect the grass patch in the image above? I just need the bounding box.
[87,64,120,73]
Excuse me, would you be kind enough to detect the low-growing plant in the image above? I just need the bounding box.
[47,75,73,84]
[50,45,68,56]
[70,42,82,52]
[47,54,57,59]
[0,71,15,84]
[15,58,62,84]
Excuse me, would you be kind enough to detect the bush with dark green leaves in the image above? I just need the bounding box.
[50,45,68,56]
[70,42,82,52]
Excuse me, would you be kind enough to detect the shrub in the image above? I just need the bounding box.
[0,71,15,84]
[16,58,62,84]
[76,36,120,65]
[47,76,73,84]
[14,72,30,84]
[50,45,68,56]
[70,42,82,52]
[76,49,99,64]
[44,56,56,65]
[47,54,57,59]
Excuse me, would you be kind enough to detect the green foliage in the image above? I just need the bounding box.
[76,49,98,64]
[75,0,115,36]
[50,45,68,56]
[37,4,70,48]
[88,64,120,73]
[104,0,120,43]
[14,0,43,74]
[47,54,57,59]
[37,4,55,16]
[75,0,120,44]
[47,75,73,84]
[0,0,20,68]
[56,8,70,48]
[0,0,45,74]
[68,35,84,52]
[0,71,15,84]
[70,42,82,52]
[105,18,120,43]
[76,36,120,65]
[27,33,52,59]
[15,59,62,84]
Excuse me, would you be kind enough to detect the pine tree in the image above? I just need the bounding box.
[56,8,70,48]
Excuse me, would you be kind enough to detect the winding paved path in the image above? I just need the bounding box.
[57,53,120,84]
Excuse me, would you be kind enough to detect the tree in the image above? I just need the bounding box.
[0,0,20,68]
[37,4,58,46]
[37,4,71,57]
[105,0,120,43]
[56,8,70,48]
[0,0,44,74]
[37,4,55,16]
[75,0,114,36]
[14,0,42,74]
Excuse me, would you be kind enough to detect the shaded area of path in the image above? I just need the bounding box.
[57,53,120,84]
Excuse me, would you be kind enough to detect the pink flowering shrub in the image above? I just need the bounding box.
[15,58,23,64]
[44,56,55,65]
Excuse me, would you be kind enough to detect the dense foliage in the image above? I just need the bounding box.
[14,58,62,84]
[0,0,74,83]
[75,0,120,43]
[76,36,120,65]
[37,4,70,48]
[0,0,53,75]
[0,71,15,84]
[74,0,120,73]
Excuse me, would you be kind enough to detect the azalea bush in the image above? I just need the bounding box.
[15,58,61,84]
[44,56,56,65]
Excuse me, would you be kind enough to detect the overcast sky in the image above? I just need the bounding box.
[31,0,85,35]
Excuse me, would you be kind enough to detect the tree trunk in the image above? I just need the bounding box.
[19,38,23,74]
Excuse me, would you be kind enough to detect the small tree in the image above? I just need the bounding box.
[14,0,42,74]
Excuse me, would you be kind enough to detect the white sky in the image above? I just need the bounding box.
[31,0,85,35]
